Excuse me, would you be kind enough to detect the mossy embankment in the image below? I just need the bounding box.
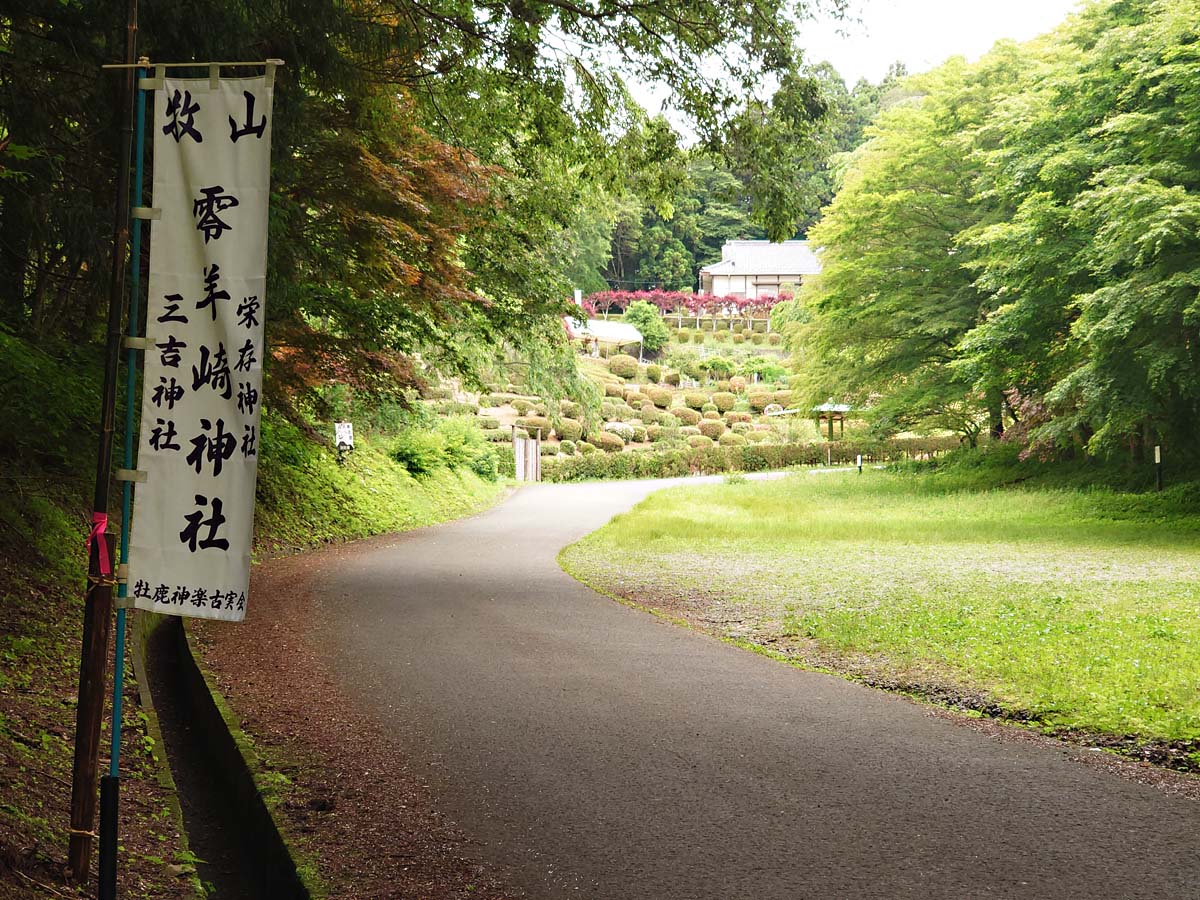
[0,329,505,898]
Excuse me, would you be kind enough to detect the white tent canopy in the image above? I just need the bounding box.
[564,317,643,346]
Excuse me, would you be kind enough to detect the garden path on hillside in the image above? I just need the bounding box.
[206,474,1200,899]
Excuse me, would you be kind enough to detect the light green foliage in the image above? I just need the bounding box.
[623,301,672,352]
[563,469,1200,741]
[802,0,1200,456]
[608,354,640,379]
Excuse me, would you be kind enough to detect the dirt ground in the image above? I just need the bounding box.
[0,561,198,900]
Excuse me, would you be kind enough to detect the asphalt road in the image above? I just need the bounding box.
[322,476,1200,899]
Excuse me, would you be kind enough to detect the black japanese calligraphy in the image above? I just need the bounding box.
[236,382,259,416]
[151,376,185,411]
[149,418,181,452]
[196,263,231,321]
[236,296,260,329]
[192,342,233,400]
[186,417,237,477]
[234,338,257,372]
[156,335,187,368]
[132,580,151,600]
[179,495,230,552]
[163,89,202,143]
[229,91,267,142]
[158,295,189,324]
[242,424,257,458]
[193,185,239,243]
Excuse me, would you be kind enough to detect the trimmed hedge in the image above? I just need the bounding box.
[729,376,747,393]
[719,431,747,447]
[684,392,707,410]
[604,383,624,397]
[768,333,783,345]
[477,416,500,429]
[698,420,726,439]
[663,371,681,386]
[649,388,673,409]
[559,439,576,455]
[555,418,583,442]
[646,364,662,383]
[670,407,702,426]
[725,411,752,424]
[773,390,793,406]
[579,441,598,455]
[688,435,715,449]
[609,354,639,378]
[702,410,721,421]
[590,431,626,452]
[748,392,772,411]
[712,392,736,412]
[540,437,963,482]
[516,416,551,437]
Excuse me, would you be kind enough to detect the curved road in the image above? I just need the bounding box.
[321,477,1200,899]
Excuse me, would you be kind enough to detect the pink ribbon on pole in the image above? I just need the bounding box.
[87,512,111,576]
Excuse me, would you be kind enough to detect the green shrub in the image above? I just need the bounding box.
[591,431,626,452]
[513,399,533,415]
[604,422,635,441]
[714,330,730,342]
[719,431,748,447]
[729,376,747,393]
[702,410,721,421]
[731,422,752,435]
[423,384,454,400]
[649,388,673,408]
[477,416,500,429]
[609,354,639,378]
[701,402,718,413]
[745,430,771,443]
[748,392,772,411]
[698,419,726,439]
[671,407,702,426]
[625,391,649,407]
[732,333,746,344]
[646,425,664,442]
[663,371,681,386]
[604,383,624,397]
[559,439,576,455]
[630,425,648,442]
[691,331,706,344]
[484,429,511,442]
[556,418,583,442]
[725,411,752,424]
[623,301,671,352]
[774,390,793,407]
[688,435,715,449]
[646,364,662,383]
[712,392,737,412]
[767,333,782,345]
[579,441,598,455]
[750,333,766,345]
[559,400,581,418]
[684,392,707,410]
[676,329,692,342]
[391,429,445,475]
[516,416,552,437]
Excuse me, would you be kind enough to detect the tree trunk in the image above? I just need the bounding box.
[986,388,1005,440]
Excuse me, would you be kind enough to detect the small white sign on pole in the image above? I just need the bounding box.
[128,73,275,622]
[335,422,354,450]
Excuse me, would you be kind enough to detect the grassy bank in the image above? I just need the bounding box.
[561,463,1200,758]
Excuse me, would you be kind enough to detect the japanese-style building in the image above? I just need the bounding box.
[698,240,822,299]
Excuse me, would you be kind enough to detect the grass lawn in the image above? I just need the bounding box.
[560,469,1200,750]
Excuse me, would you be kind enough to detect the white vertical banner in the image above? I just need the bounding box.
[129,74,274,621]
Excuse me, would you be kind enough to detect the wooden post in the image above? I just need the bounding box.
[69,1,137,879]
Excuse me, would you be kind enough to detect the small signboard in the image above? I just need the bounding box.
[335,422,354,450]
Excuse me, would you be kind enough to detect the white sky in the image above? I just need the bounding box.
[627,0,1082,127]
[798,0,1083,85]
